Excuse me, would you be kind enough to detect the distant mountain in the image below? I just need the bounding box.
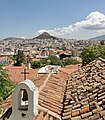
[35,32,57,39]
[3,37,25,41]
[2,32,61,42]
[89,34,105,40]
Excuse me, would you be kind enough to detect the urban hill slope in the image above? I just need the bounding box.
[34,32,58,40]
[89,34,105,40]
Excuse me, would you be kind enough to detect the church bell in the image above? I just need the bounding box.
[22,89,28,101]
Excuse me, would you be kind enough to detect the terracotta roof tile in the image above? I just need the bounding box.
[43,114,49,120]
[59,64,79,75]
[2,58,105,119]
[1,65,70,119]
[34,112,43,120]
[80,107,90,114]
[5,66,39,83]
[62,58,105,119]
[71,110,79,117]
[38,73,67,115]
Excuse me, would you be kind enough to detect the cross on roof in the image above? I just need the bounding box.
[21,68,29,80]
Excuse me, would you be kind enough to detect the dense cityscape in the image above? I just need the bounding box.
[1,0,105,120]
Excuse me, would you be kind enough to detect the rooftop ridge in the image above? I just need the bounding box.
[38,105,61,120]
[2,58,105,119]
[99,57,105,63]
[39,73,52,92]
[61,57,105,119]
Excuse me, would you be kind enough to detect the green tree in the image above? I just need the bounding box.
[62,58,80,66]
[61,43,66,51]
[33,55,80,68]
[40,58,47,66]
[0,65,15,104]
[100,40,105,45]
[81,45,105,66]
[31,61,42,69]
[14,50,26,66]
[40,55,80,67]
[47,55,63,66]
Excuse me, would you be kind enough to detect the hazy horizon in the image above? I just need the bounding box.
[0,0,105,40]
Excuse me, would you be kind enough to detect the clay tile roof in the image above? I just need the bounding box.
[59,64,80,75]
[34,112,43,120]
[5,66,39,83]
[2,58,105,119]
[1,65,70,119]
[38,72,68,118]
[62,58,105,119]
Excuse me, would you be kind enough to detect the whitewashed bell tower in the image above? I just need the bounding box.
[9,79,38,120]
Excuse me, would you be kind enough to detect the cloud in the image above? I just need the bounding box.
[20,36,27,39]
[81,12,105,30]
[36,11,105,39]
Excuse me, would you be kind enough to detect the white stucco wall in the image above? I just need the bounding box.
[9,79,38,120]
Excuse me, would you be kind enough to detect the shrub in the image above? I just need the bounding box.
[31,61,42,69]
[62,58,80,66]
[47,55,63,66]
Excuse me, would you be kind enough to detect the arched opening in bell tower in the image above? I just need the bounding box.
[18,89,28,110]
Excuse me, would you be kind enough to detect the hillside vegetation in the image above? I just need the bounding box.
[81,45,105,66]
[31,55,80,68]
[0,65,15,107]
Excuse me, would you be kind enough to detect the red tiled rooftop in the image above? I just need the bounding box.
[1,66,69,119]
[5,65,39,83]
[59,64,80,75]
[2,58,105,119]
[34,112,43,120]
[62,58,105,119]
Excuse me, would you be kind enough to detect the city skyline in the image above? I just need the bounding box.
[0,0,105,40]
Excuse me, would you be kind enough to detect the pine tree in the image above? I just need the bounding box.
[14,50,26,66]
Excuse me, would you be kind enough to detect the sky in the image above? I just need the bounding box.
[0,0,105,40]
